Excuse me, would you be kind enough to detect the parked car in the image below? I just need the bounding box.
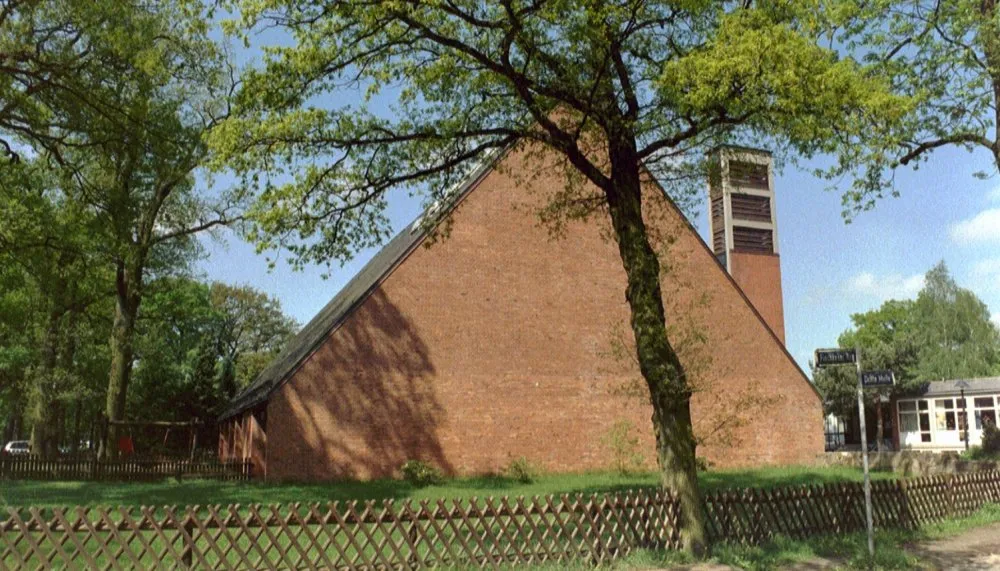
[58,440,94,456]
[2,440,30,456]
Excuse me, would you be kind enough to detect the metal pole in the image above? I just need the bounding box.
[856,347,875,559]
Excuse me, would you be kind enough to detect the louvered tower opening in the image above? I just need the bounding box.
[708,151,778,260]
[706,145,785,343]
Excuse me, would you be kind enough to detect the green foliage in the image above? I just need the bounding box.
[504,457,536,484]
[2,465,892,508]
[712,503,1000,570]
[130,277,296,444]
[1,0,242,453]
[214,0,902,271]
[910,262,1000,381]
[215,6,902,548]
[815,262,1000,418]
[695,457,713,473]
[983,420,1000,456]
[400,460,443,487]
[821,1,1000,209]
[602,420,646,475]
[961,445,1000,461]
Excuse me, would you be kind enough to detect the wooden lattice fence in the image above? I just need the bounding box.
[0,456,251,482]
[2,472,1000,569]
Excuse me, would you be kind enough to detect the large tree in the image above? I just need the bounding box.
[1,1,240,457]
[814,299,920,452]
[825,0,1000,205]
[910,262,1000,381]
[816,262,1000,449]
[216,0,901,550]
[0,159,111,457]
[209,283,297,393]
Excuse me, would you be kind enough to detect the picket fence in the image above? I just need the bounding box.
[0,455,251,482]
[2,472,999,570]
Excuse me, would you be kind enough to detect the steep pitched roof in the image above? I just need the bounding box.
[219,158,497,420]
[221,152,819,420]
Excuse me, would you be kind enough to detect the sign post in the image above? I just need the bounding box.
[853,349,874,560]
[815,347,890,561]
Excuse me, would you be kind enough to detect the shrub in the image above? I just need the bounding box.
[695,456,713,472]
[400,460,442,487]
[504,456,535,483]
[983,419,1000,455]
[602,419,645,474]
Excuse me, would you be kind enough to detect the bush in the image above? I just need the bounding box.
[602,419,645,474]
[961,446,988,460]
[504,457,535,483]
[695,456,713,472]
[983,419,1000,455]
[400,460,442,487]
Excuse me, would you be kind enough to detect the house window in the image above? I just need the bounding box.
[900,400,931,442]
[935,399,957,431]
[974,396,997,429]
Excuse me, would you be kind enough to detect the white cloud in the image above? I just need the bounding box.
[951,208,1000,243]
[972,258,1000,278]
[846,272,925,301]
[989,184,1000,203]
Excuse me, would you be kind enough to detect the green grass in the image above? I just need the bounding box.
[0,465,895,509]
[704,503,1000,570]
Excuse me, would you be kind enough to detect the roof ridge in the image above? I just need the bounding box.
[219,152,501,420]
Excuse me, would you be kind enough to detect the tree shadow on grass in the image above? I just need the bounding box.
[0,478,421,509]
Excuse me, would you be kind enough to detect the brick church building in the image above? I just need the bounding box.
[218,146,823,481]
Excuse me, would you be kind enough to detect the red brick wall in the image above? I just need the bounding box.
[729,251,786,344]
[219,408,267,477]
[262,148,823,481]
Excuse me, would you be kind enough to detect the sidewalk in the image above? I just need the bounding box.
[662,522,1000,570]
[904,522,1000,570]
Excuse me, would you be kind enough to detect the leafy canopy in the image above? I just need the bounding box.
[815,262,1000,418]
[214,0,905,267]
[820,0,1000,211]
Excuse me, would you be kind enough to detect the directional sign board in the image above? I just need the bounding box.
[814,348,857,367]
[861,370,895,388]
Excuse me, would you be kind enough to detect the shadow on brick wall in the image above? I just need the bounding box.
[273,289,452,480]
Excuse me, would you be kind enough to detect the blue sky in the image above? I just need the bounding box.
[198,141,1000,374]
[198,28,1000,375]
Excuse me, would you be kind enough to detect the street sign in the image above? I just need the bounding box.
[861,370,895,388]
[814,348,857,367]
[815,345,875,559]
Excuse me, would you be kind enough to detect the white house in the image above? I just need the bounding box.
[897,377,1000,451]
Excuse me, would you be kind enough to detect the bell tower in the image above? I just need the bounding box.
[709,146,786,343]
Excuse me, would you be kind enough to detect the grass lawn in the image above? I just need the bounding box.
[0,464,896,509]
[613,503,1000,571]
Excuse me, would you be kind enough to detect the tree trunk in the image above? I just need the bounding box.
[71,400,82,455]
[603,135,706,554]
[30,293,65,459]
[102,261,142,459]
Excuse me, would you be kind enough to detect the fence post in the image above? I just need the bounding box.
[898,479,910,530]
[181,514,196,568]
[948,474,955,518]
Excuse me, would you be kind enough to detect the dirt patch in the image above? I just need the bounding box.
[905,523,1000,570]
